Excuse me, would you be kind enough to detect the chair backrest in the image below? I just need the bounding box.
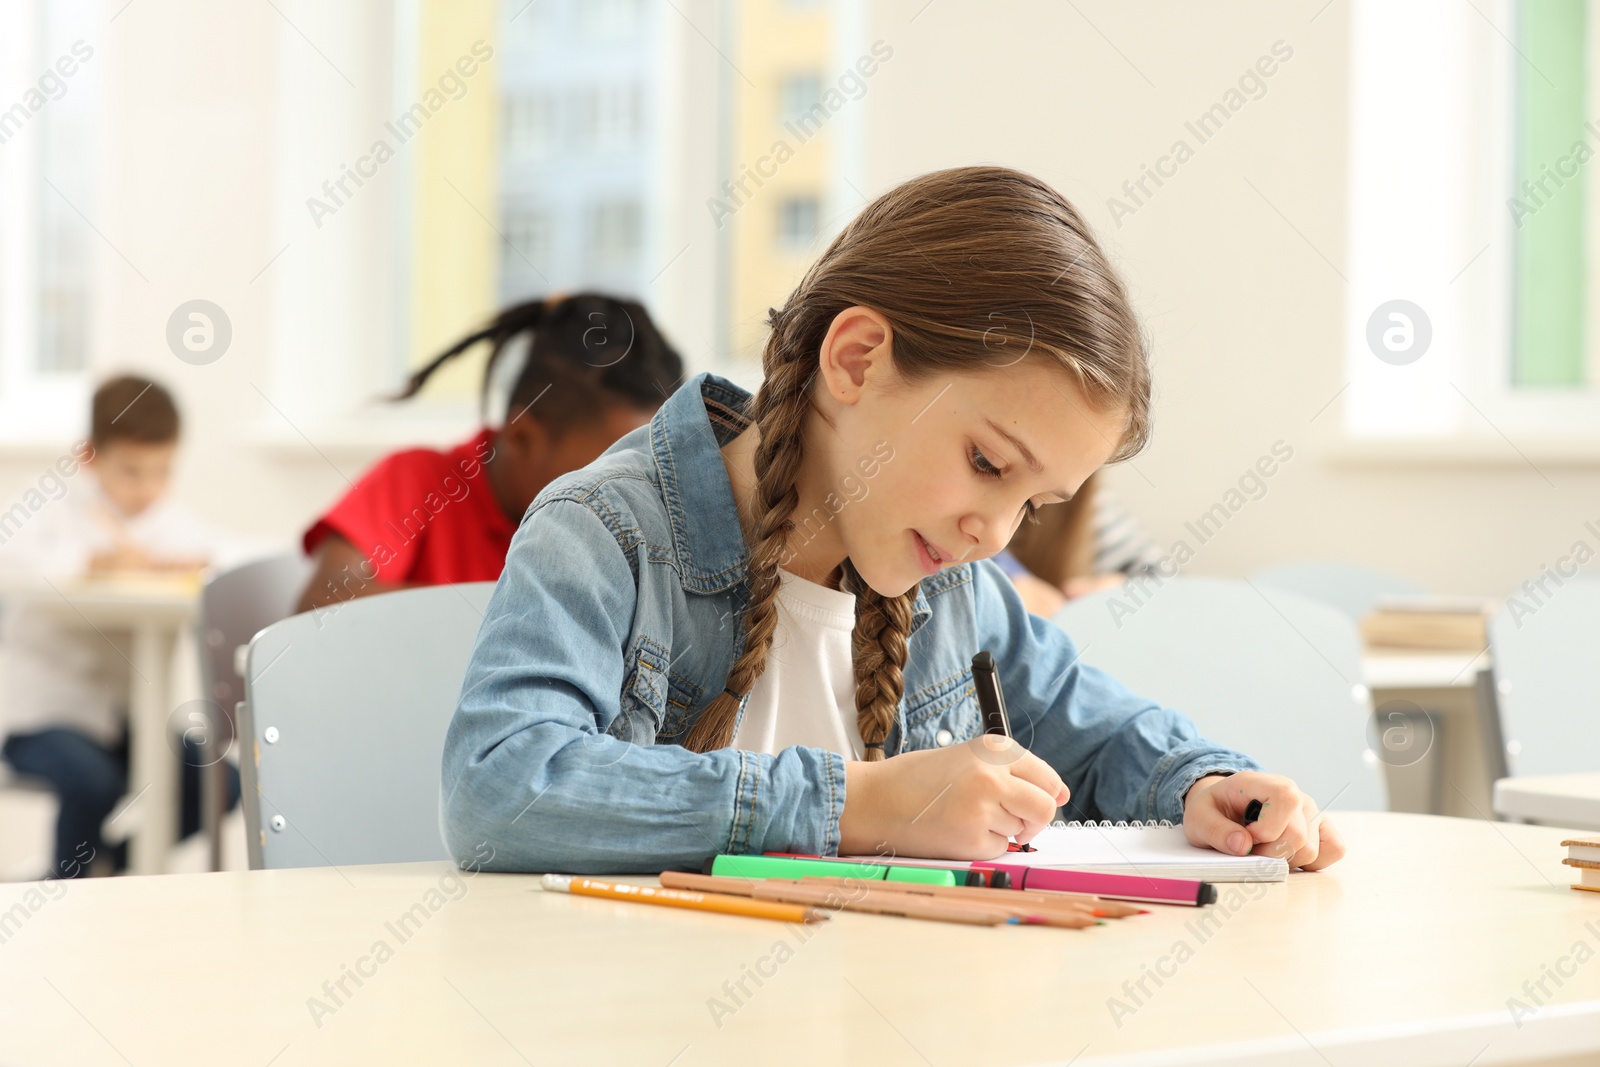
[1247,560,1426,622]
[1050,577,1385,813]
[198,552,315,733]
[1488,578,1600,778]
[239,582,495,869]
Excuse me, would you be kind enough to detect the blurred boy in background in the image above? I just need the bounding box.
[0,375,239,877]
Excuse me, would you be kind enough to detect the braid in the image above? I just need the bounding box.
[684,303,917,760]
[389,299,549,403]
[683,320,817,753]
[841,560,915,761]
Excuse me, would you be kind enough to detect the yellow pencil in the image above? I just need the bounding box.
[541,874,828,924]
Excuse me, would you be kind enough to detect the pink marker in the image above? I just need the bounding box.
[975,862,1217,907]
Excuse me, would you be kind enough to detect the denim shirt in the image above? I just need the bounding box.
[440,372,1259,874]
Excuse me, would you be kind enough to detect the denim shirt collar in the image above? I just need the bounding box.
[651,372,933,632]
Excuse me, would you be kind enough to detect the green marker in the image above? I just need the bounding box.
[707,854,959,886]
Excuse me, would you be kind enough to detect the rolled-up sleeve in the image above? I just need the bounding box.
[969,560,1258,822]
[439,496,845,874]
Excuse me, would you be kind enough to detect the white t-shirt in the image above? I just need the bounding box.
[0,477,249,745]
[732,568,865,760]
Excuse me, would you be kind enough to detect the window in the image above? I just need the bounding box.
[588,199,642,267]
[495,2,660,304]
[503,92,557,158]
[779,73,822,126]
[1342,0,1600,454]
[0,0,100,438]
[778,196,820,249]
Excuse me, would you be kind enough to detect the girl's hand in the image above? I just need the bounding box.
[1182,771,1345,871]
[839,736,1070,860]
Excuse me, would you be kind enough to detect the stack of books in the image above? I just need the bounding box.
[1563,837,1600,894]
[1360,594,1497,652]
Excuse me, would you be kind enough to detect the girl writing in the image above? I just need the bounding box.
[441,167,1344,874]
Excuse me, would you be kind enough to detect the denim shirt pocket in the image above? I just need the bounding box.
[617,637,674,745]
[656,670,706,746]
[900,667,983,752]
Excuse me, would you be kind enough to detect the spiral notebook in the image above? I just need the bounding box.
[995,820,1288,882]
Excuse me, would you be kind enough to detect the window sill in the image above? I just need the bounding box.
[239,412,483,462]
[1327,435,1600,467]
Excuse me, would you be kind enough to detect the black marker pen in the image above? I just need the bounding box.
[972,650,1011,739]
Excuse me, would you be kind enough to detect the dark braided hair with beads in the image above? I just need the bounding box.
[683,166,1152,760]
[393,293,684,431]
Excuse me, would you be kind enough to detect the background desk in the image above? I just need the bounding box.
[1,812,1598,1066]
[1496,774,1600,831]
[0,579,198,875]
[1363,649,1502,820]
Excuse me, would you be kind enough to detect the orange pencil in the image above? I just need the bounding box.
[540,874,827,924]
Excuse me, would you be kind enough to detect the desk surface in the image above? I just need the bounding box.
[2,812,1598,1067]
[0,576,199,619]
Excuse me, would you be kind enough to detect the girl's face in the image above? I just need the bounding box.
[804,307,1128,599]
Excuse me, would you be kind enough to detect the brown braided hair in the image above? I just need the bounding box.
[684,166,1151,759]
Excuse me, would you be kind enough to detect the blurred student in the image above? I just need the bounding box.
[296,293,685,612]
[0,375,239,877]
[995,472,1165,616]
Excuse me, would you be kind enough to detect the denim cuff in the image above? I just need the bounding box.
[1151,744,1261,823]
[733,746,848,857]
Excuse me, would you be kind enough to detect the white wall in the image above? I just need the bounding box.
[0,0,1592,598]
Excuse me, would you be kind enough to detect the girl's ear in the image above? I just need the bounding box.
[817,305,894,403]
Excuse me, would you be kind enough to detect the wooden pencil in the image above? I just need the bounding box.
[661,871,1010,926]
[542,874,827,924]
[660,871,1097,929]
[795,874,1145,918]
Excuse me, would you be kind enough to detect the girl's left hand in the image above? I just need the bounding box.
[1181,771,1345,871]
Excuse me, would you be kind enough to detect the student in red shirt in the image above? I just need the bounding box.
[297,293,684,611]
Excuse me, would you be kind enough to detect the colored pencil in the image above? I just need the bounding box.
[661,871,1082,928]
[541,874,827,924]
[794,874,1144,919]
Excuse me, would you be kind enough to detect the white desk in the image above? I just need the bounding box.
[1496,774,1600,832]
[1362,649,1491,690]
[1,813,1598,1065]
[1,578,199,875]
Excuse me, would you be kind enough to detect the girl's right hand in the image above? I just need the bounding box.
[838,737,1070,861]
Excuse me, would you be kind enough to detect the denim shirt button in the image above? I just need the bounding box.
[935,728,954,747]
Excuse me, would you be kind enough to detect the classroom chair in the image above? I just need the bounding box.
[1050,576,1386,814]
[196,552,315,870]
[238,582,494,869]
[1485,576,1600,781]
[1247,560,1426,622]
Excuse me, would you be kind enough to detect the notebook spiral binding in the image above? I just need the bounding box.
[1048,819,1177,829]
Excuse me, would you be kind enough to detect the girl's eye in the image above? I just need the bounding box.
[969,445,1001,476]
[970,446,1041,525]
